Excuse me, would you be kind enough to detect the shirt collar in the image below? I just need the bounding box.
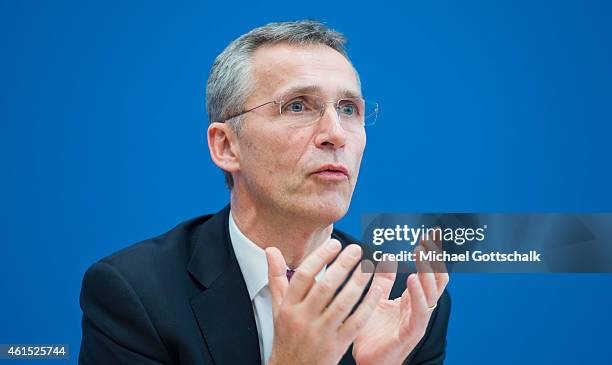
[229,211,269,300]
[228,210,329,301]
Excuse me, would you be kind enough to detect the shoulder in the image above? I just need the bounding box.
[96,214,213,276]
[80,213,218,311]
[78,214,217,364]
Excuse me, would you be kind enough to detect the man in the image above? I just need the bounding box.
[79,20,450,365]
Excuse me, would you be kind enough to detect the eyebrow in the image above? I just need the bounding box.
[274,84,362,100]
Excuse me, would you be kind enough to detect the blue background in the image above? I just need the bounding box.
[1,0,611,363]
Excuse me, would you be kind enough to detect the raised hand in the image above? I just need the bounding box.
[265,240,383,365]
[352,236,449,365]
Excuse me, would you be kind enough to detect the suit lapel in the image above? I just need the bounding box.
[187,205,261,364]
[185,208,364,365]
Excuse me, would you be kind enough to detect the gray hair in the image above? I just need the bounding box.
[205,20,355,188]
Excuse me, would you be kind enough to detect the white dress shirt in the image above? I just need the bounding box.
[228,211,327,365]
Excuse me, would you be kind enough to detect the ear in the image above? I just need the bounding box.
[207,122,240,176]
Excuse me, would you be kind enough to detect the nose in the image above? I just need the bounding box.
[314,103,347,149]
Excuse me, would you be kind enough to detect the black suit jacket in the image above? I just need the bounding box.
[79,205,450,364]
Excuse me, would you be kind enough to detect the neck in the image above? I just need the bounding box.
[229,190,333,269]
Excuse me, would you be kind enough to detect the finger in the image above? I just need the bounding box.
[338,276,383,341]
[414,245,433,273]
[368,260,397,300]
[266,247,289,312]
[283,239,342,305]
[321,260,374,328]
[429,226,443,249]
[400,274,430,340]
[421,240,449,288]
[435,272,450,294]
[414,246,438,306]
[303,244,365,314]
[418,270,438,307]
[420,239,447,274]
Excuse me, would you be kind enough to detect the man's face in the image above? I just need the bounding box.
[234,43,366,223]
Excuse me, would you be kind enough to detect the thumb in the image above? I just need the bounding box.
[266,247,289,312]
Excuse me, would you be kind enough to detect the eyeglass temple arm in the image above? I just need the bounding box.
[211,100,279,123]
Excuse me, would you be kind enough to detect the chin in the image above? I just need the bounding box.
[304,196,349,223]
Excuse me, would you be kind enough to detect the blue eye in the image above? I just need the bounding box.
[340,104,355,116]
[287,101,304,112]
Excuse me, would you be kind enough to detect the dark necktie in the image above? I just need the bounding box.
[286,269,295,282]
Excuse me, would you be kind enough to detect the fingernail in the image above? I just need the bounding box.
[348,245,362,258]
[326,239,340,251]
